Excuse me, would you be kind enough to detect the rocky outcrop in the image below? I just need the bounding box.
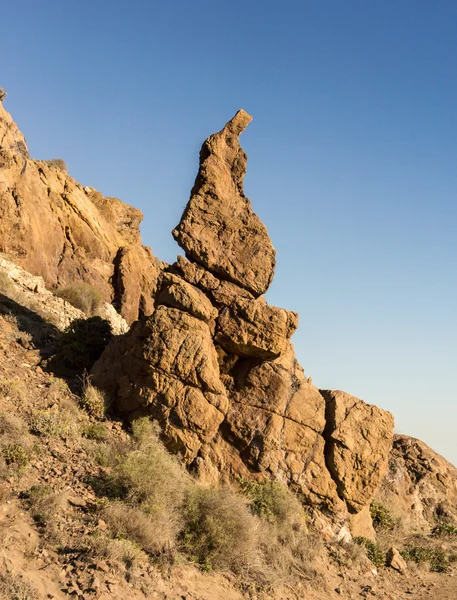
[377,435,457,531]
[321,390,394,513]
[0,103,161,323]
[172,110,276,297]
[92,111,395,519]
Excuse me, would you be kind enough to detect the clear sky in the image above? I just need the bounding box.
[2,1,457,464]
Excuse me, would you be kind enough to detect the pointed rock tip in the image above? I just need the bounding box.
[224,109,253,135]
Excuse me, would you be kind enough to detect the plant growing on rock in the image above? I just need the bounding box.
[0,88,6,102]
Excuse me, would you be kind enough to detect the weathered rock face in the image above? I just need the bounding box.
[377,435,457,532]
[172,110,276,297]
[91,306,228,460]
[321,390,394,513]
[92,110,395,519]
[0,103,161,323]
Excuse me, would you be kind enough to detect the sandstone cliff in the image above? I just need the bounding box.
[0,103,161,324]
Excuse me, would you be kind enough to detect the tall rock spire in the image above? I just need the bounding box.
[173,110,276,297]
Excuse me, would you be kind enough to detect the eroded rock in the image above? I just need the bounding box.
[322,390,394,513]
[215,297,298,359]
[172,110,276,296]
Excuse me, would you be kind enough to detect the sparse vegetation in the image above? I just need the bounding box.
[56,283,102,316]
[0,88,6,103]
[29,402,82,439]
[353,537,386,568]
[432,521,457,537]
[238,478,305,529]
[83,422,110,441]
[80,377,107,418]
[400,545,456,572]
[0,571,38,600]
[43,158,67,173]
[0,412,32,477]
[370,500,396,531]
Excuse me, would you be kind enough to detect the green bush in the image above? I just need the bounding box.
[83,423,110,441]
[353,537,386,568]
[400,545,453,572]
[432,521,457,537]
[370,501,396,531]
[3,443,29,468]
[238,478,305,530]
[57,316,112,371]
[56,283,102,316]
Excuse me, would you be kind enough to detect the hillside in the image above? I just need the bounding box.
[1,96,457,599]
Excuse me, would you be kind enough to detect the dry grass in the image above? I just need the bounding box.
[80,377,107,419]
[87,534,143,573]
[56,283,102,316]
[0,571,38,600]
[23,484,67,544]
[43,158,67,173]
[0,378,26,403]
[0,412,33,478]
[103,501,176,554]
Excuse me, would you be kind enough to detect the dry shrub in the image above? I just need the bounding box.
[0,88,6,103]
[111,418,188,514]
[0,413,32,477]
[182,484,260,572]
[239,479,306,531]
[44,158,67,173]
[56,283,102,316]
[103,501,176,554]
[29,403,82,439]
[88,534,142,570]
[80,378,107,419]
[92,418,188,554]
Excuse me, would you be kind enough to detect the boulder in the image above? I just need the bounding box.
[172,110,276,296]
[174,255,254,307]
[321,390,394,513]
[157,272,218,323]
[386,547,407,573]
[215,296,298,359]
[91,306,228,460]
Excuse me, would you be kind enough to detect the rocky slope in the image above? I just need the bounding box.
[0,102,162,324]
[2,97,457,599]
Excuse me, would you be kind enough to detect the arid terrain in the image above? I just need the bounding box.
[1,95,457,599]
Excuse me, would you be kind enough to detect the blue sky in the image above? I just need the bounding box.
[2,1,457,464]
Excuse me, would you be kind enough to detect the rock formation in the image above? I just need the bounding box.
[377,435,457,531]
[0,103,161,323]
[92,110,395,521]
[172,110,276,297]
